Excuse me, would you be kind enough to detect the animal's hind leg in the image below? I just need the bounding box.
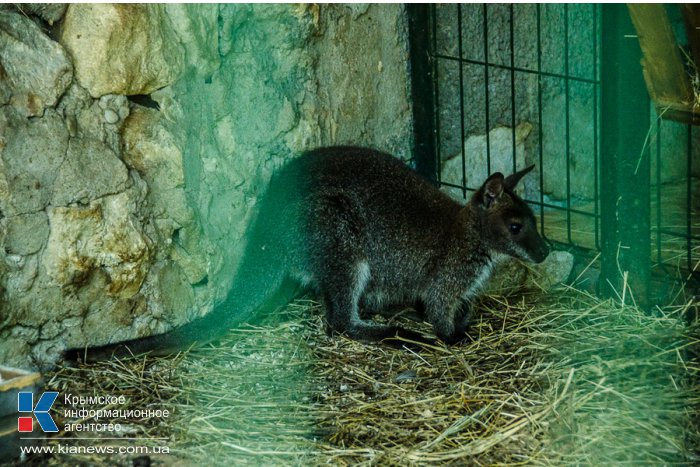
[322,259,370,335]
[322,264,432,346]
[309,193,386,339]
[321,260,411,342]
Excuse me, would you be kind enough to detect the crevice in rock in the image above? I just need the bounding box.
[1,207,48,225]
[193,274,208,287]
[46,17,63,43]
[172,227,182,247]
[217,4,225,60]
[127,94,161,111]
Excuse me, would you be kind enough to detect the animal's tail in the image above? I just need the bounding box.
[63,247,298,362]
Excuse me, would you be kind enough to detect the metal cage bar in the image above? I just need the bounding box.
[687,125,693,274]
[593,4,601,251]
[509,4,517,174]
[407,4,437,183]
[656,118,662,268]
[564,5,573,245]
[457,4,467,198]
[483,4,492,175]
[431,4,441,187]
[537,5,546,240]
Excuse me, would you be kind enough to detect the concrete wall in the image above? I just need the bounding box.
[0,4,413,368]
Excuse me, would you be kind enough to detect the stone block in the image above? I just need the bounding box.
[0,11,72,116]
[442,123,533,199]
[44,191,151,299]
[51,137,129,206]
[15,4,67,25]
[60,4,185,97]
[3,212,49,255]
[0,108,69,215]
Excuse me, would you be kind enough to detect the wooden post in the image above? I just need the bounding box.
[601,5,651,308]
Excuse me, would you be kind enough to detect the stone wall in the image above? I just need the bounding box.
[0,4,413,368]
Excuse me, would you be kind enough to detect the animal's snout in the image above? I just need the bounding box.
[532,241,550,264]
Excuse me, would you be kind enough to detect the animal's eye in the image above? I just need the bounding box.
[509,223,523,234]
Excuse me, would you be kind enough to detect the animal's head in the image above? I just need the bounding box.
[470,165,549,263]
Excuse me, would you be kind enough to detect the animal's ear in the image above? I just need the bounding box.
[482,172,504,208]
[504,165,535,190]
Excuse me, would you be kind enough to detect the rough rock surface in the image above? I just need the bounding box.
[14,4,67,25]
[164,4,220,79]
[52,137,130,206]
[0,11,72,116]
[2,212,49,256]
[60,4,185,97]
[0,107,69,216]
[121,107,207,285]
[44,191,152,298]
[314,4,414,156]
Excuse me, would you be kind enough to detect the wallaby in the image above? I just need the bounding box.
[65,146,548,362]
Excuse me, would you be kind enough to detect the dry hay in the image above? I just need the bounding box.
[312,289,699,465]
[41,353,185,465]
[41,285,699,466]
[313,293,554,465]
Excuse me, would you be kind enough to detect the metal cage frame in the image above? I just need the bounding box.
[408,4,698,308]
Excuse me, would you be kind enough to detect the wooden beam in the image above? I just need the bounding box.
[681,4,700,70]
[627,4,693,110]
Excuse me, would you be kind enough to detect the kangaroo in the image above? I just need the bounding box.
[65,146,548,362]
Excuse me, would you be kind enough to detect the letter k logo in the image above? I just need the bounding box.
[18,392,59,433]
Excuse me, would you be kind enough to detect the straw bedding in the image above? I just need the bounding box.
[41,283,699,466]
